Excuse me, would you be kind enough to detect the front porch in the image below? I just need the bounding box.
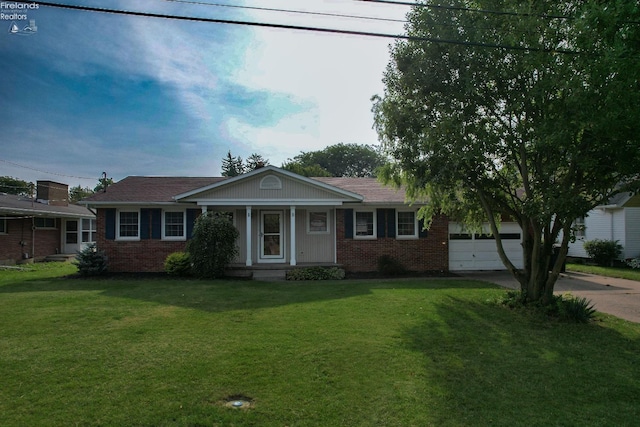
[225,262,343,281]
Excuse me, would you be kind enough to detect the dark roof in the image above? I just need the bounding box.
[82,176,225,203]
[80,172,416,205]
[312,177,409,204]
[0,193,94,218]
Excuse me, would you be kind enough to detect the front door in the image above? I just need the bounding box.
[64,219,80,254]
[260,211,284,262]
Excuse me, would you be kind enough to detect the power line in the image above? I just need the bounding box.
[0,158,97,181]
[33,1,583,54]
[353,0,574,20]
[159,0,407,24]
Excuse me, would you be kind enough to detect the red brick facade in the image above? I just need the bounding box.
[96,208,449,273]
[96,209,189,273]
[335,209,449,272]
[0,218,61,263]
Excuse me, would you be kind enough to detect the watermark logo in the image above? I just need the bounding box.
[2,2,38,35]
[8,18,36,34]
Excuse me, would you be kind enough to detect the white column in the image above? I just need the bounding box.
[201,206,207,214]
[290,206,296,266]
[246,206,252,266]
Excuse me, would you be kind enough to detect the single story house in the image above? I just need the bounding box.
[568,192,640,260]
[80,166,525,273]
[0,181,96,265]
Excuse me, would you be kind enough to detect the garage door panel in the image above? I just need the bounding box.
[449,222,524,271]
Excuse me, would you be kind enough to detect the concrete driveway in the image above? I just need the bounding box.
[458,270,640,323]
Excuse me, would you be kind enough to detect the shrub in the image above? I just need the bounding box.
[583,239,623,266]
[286,267,345,281]
[556,295,597,323]
[164,252,192,276]
[74,243,108,277]
[627,258,640,269]
[377,255,407,276]
[187,213,240,279]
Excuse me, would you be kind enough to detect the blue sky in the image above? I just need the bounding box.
[0,0,407,189]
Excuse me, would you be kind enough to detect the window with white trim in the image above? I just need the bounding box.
[118,211,139,239]
[574,216,586,239]
[308,211,329,234]
[82,218,96,243]
[163,211,185,239]
[355,211,376,238]
[397,211,418,238]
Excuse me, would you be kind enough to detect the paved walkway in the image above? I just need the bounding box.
[458,271,640,323]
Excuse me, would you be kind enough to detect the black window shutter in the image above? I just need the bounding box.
[376,209,386,238]
[151,209,162,239]
[418,218,428,238]
[344,209,354,239]
[186,209,200,239]
[387,209,396,238]
[140,209,151,239]
[105,208,116,240]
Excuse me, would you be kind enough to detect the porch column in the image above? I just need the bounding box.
[201,206,207,214]
[246,206,252,266]
[290,206,296,266]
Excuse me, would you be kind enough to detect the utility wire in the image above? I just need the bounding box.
[159,0,407,24]
[354,0,640,25]
[33,1,583,54]
[0,158,97,181]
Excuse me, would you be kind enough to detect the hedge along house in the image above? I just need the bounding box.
[80,166,449,273]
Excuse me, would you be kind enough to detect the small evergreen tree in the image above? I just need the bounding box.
[187,213,239,278]
[221,151,245,177]
[75,243,108,276]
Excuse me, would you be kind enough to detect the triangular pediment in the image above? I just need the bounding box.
[174,166,363,205]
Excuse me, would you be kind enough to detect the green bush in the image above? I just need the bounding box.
[187,213,239,279]
[286,266,345,281]
[497,291,596,323]
[377,255,407,276]
[583,239,623,266]
[556,295,597,323]
[627,258,640,269]
[74,243,108,277]
[164,251,192,276]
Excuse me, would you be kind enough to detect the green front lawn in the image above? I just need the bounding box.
[1,263,639,426]
[567,263,640,282]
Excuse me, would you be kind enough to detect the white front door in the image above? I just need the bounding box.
[64,219,80,254]
[260,211,284,262]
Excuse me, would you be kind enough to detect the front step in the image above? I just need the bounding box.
[251,269,287,281]
[44,254,76,262]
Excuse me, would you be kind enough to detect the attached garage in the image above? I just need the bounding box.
[449,222,524,271]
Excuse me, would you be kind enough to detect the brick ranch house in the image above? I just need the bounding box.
[0,181,96,265]
[80,166,524,273]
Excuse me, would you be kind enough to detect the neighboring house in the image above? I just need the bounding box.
[568,192,640,260]
[80,166,524,273]
[0,181,96,265]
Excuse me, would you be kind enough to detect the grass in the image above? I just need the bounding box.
[1,263,639,426]
[567,263,640,281]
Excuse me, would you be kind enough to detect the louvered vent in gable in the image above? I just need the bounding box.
[260,175,282,190]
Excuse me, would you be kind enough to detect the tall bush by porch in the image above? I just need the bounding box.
[187,213,239,279]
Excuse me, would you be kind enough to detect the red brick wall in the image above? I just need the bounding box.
[0,218,61,263]
[96,209,188,273]
[335,209,449,272]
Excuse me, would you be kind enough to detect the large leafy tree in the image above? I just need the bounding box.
[373,1,640,304]
[0,176,34,197]
[282,143,385,177]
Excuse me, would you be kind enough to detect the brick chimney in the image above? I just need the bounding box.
[36,181,69,206]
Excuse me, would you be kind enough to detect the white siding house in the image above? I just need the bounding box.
[568,193,640,260]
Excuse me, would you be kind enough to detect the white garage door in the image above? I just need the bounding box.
[449,222,524,271]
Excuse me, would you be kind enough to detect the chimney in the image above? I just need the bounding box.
[36,181,69,206]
